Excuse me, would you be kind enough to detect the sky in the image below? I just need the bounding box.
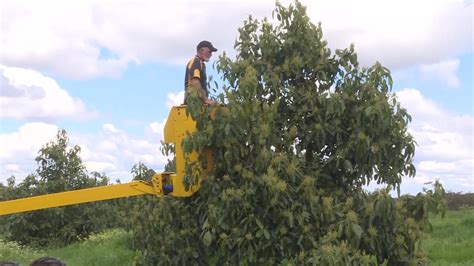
[0,0,472,195]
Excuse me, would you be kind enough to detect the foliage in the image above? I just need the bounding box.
[130,161,157,182]
[124,163,200,265]
[2,210,472,265]
[0,129,122,247]
[444,192,474,210]
[128,1,445,264]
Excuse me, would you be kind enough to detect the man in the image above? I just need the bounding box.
[184,40,217,105]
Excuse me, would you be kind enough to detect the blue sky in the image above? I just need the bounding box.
[0,0,472,194]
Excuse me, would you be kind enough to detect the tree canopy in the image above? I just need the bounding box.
[0,129,121,247]
[129,1,445,265]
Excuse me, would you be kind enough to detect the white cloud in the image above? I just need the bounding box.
[149,122,163,134]
[4,164,21,172]
[0,121,170,184]
[0,0,470,79]
[166,91,185,108]
[419,59,461,88]
[305,0,472,68]
[0,123,59,180]
[0,0,270,79]
[102,123,119,134]
[83,161,116,173]
[418,160,473,176]
[0,65,95,120]
[0,123,58,158]
[396,88,474,192]
[73,123,169,177]
[0,1,131,79]
[149,120,167,141]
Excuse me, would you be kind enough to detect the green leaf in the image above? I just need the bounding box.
[352,224,362,239]
[263,230,270,240]
[203,231,212,246]
[255,218,264,230]
[343,160,353,173]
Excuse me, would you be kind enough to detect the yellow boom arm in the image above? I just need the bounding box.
[0,106,213,216]
[0,181,155,216]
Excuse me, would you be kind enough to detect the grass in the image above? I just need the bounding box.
[424,208,474,265]
[0,239,46,264]
[0,229,137,265]
[47,229,138,266]
[1,209,474,265]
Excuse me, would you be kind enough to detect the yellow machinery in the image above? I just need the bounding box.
[0,106,212,216]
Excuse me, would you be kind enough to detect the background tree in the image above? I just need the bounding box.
[0,129,122,247]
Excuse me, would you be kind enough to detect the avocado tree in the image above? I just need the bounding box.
[129,1,445,264]
[0,129,122,247]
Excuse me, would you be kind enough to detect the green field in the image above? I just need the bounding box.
[0,229,137,265]
[424,208,474,265]
[1,209,473,265]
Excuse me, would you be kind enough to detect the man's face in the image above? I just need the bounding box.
[200,47,213,62]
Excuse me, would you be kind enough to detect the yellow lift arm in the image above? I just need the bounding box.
[0,106,213,216]
[0,181,156,216]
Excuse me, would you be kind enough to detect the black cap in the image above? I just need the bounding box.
[197,40,217,52]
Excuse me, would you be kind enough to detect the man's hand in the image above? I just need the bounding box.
[205,98,216,105]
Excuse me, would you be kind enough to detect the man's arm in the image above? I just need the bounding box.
[190,78,215,105]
